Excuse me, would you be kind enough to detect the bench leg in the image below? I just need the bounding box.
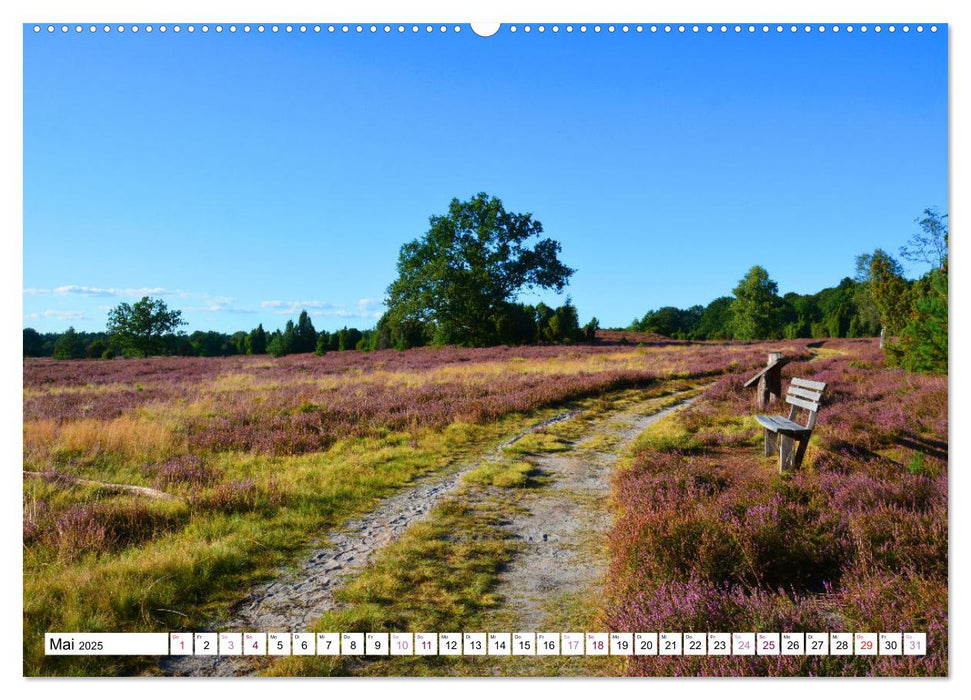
[779,435,796,473]
[793,437,810,469]
[764,429,778,457]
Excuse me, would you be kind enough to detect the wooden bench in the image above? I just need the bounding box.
[754,377,826,473]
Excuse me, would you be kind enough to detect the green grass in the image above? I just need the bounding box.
[23,413,557,676]
[265,494,520,676]
[465,460,543,488]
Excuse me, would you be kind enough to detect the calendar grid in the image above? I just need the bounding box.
[45,631,927,657]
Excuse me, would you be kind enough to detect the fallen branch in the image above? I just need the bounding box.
[23,470,183,502]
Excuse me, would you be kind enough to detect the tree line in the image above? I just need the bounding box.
[22,196,946,374]
[628,208,947,373]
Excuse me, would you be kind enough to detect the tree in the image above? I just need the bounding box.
[901,208,948,272]
[494,303,537,345]
[53,327,85,359]
[859,249,910,335]
[582,316,600,342]
[337,327,362,351]
[106,296,185,357]
[293,311,317,353]
[231,331,248,355]
[246,324,267,355]
[729,266,783,340]
[890,267,947,373]
[386,193,575,346]
[693,297,734,340]
[887,209,949,374]
[85,339,109,359]
[23,328,44,357]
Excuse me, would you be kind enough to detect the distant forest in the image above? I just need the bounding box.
[23,204,947,375]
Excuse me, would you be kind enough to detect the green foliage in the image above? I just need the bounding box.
[337,327,363,351]
[494,303,538,345]
[231,331,248,355]
[293,311,317,354]
[85,339,109,359]
[693,297,734,340]
[106,296,185,357]
[189,330,240,357]
[542,301,581,343]
[23,328,45,357]
[246,324,267,355]
[860,249,910,335]
[52,327,85,360]
[888,267,947,374]
[386,193,574,347]
[582,316,600,342]
[631,306,703,338]
[315,331,330,355]
[729,266,783,340]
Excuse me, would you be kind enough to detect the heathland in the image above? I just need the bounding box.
[22,336,946,676]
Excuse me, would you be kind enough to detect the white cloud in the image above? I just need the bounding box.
[23,285,174,297]
[184,296,255,315]
[261,300,345,315]
[24,310,88,321]
[357,297,386,311]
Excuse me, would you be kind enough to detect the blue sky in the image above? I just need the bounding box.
[23,24,947,333]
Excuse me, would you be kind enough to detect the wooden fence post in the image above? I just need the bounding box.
[756,352,783,410]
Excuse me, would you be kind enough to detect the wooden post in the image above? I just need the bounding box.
[764,429,777,457]
[879,328,886,349]
[756,352,783,411]
[779,435,795,474]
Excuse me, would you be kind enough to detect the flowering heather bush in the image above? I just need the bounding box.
[188,478,285,515]
[41,499,189,559]
[607,338,947,676]
[143,455,218,490]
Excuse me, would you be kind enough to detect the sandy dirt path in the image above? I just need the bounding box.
[483,395,699,634]
[161,390,698,676]
[160,408,579,676]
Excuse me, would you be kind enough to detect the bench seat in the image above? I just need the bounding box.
[754,414,810,436]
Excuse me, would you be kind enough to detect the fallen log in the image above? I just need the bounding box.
[22,470,182,502]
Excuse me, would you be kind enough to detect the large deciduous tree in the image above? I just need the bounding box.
[385,193,575,346]
[729,266,783,340]
[106,296,185,357]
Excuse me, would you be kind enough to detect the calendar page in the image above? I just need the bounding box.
[19,0,949,683]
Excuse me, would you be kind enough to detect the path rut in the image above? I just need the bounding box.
[484,394,699,633]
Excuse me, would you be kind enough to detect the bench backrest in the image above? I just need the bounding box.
[785,377,827,429]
